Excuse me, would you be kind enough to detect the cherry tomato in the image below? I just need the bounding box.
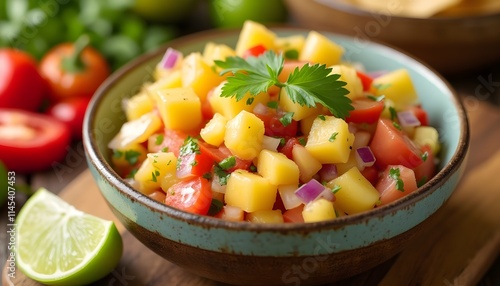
[242,45,267,58]
[370,118,424,169]
[46,97,90,140]
[164,177,212,215]
[0,49,47,111]
[0,109,71,173]
[345,99,385,124]
[39,36,110,102]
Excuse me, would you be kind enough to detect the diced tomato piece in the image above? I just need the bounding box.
[356,70,374,91]
[177,151,215,178]
[198,142,251,172]
[370,118,423,169]
[283,205,305,223]
[412,145,436,186]
[159,128,189,156]
[202,89,215,120]
[254,108,298,137]
[242,44,267,58]
[164,177,212,215]
[375,165,418,206]
[409,106,429,126]
[361,165,379,186]
[345,99,385,124]
[273,193,287,213]
[279,137,301,160]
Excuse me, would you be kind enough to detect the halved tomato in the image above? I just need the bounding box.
[0,109,71,172]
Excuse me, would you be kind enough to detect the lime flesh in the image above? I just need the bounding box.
[16,188,123,285]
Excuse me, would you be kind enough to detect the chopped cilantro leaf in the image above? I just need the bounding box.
[417,176,427,188]
[279,112,294,127]
[298,137,306,146]
[202,172,213,180]
[284,49,299,60]
[331,185,341,194]
[124,150,141,165]
[421,151,428,162]
[392,121,402,131]
[329,132,338,142]
[113,150,123,159]
[208,199,224,216]
[219,156,236,170]
[267,101,279,109]
[389,167,405,192]
[155,134,164,145]
[214,165,230,186]
[367,94,385,102]
[318,115,326,121]
[389,106,397,121]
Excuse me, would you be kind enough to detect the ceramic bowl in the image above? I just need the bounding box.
[284,0,500,74]
[83,27,469,285]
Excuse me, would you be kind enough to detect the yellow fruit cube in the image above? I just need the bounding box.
[302,198,337,223]
[151,87,202,132]
[134,152,177,194]
[203,42,236,66]
[247,209,284,223]
[235,20,277,56]
[413,126,441,155]
[372,69,419,109]
[329,65,363,100]
[124,92,154,121]
[225,170,277,212]
[335,146,361,175]
[279,88,322,121]
[275,35,305,57]
[327,167,380,214]
[224,110,265,160]
[299,31,344,67]
[257,149,300,186]
[200,113,227,147]
[292,144,323,182]
[148,70,183,92]
[108,111,163,149]
[111,143,147,171]
[305,116,354,164]
[209,81,270,119]
[182,52,224,101]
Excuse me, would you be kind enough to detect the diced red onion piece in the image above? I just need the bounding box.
[295,179,326,203]
[318,164,338,183]
[160,47,182,69]
[397,110,421,127]
[352,131,371,150]
[253,102,268,115]
[355,146,376,167]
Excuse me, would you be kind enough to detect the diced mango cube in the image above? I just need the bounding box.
[224,110,265,160]
[302,198,337,223]
[148,70,183,92]
[203,42,236,66]
[182,52,224,101]
[292,144,323,182]
[299,31,344,67]
[124,92,154,121]
[235,20,277,56]
[257,149,300,186]
[209,81,270,119]
[134,152,177,194]
[336,145,360,175]
[225,170,277,212]
[279,88,322,121]
[305,116,354,164]
[327,167,380,214]
[247,209,284,223]
[413,126,440,155]
[372,69,419,109]
[200,113,227,147]
[329,64,363,100]
[151,87,202,132]
[111,143,148,172]
[108,111,163,149]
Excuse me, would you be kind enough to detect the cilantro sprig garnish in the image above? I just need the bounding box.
[214,50,353,119]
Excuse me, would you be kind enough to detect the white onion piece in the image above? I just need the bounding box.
[397,110,421,127]
[159,47,182,69]
[211,175,227,194]
[295,179,326,203]
[262,135,281,151]
[355,146,376,168]
[318,187,335,202]
[253,102,268,115]
[278,185,303,210]
[352,131,371,150]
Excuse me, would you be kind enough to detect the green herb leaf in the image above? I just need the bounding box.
[367,94,385,102]
[279,112,294,127]
[284,49,299,60]
[208,199,224,216]
[421,151,428,162]
[267,101,279,109]
[389,167,405,192]
[179,136,200,156]
[331,185,341,194]
[124,150,141,165]
[392,121,402,131]
[374,83,391,91]
[329,132,338,142]
[215,50,353,119]
[113,150,123,159]
[417,176,427,188]
[219,156,236,170]
[298,137,306,146]
[155,134,164,145]
[214,165,230,186]
[389,106,397,121]
[318,115,326,121]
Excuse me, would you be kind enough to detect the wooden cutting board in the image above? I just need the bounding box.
[4,102,500,286]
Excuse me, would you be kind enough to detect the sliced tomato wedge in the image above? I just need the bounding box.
[370,118,423,169]
[0,109,71,172]
[356,70,374,91]
[164,177,212,215]
[345,99,385,124]
[375,165,418,206]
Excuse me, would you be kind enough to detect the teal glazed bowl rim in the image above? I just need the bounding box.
[83,27,469,258]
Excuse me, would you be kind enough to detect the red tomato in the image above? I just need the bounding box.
[39,36,110,102]
[242,44,267,58]
[356,71,374,91]
[279,137,301,160]
[46,97,90,140]
[0,109,71,173]
[177,150,215,178]
[164,177,212,215]
[198,143,251,172]
[409,106,429,126]
[345,99,385,124]
[370,118,423,169]
[0,49,47,111]
[157,128,189,156]
[254,108,298,137]
[361,165,379,186]
[375,165,418,206]
[283,205,305,223]
[412,145,436,186]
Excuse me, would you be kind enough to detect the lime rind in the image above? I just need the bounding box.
[16,188,123,285]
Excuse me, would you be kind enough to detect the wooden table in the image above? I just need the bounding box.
[2,64,500,285]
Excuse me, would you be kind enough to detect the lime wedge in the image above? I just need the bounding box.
[16,188,123,285]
